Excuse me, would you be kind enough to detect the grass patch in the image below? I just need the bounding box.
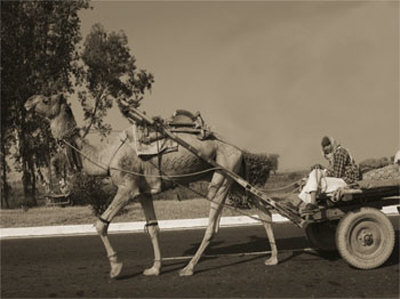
[0,198,260,228]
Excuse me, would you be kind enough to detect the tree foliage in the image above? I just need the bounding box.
[76,23,154,137]
[1,1,155,208]
[1,1,89,206]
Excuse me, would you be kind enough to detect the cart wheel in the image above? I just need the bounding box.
[336,207,395,270]
[305,221,338,251]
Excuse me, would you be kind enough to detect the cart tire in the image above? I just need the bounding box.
[336,207,395,270]
[305,221,338,251]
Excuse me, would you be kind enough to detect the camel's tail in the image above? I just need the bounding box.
[228,152,279,209]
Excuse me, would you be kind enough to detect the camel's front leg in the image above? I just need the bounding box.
[139,194,162,276]
[95,185,134,279]
[179,173,230,277]
[255,203,278,266]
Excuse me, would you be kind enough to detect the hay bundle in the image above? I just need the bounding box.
[359,157,391,174]
[228,151,279,209]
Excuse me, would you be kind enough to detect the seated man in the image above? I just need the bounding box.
[298,136,361,212]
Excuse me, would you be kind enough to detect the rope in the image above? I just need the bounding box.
[158,247,316,261]
[63,128,299,191]
[62,134,290,225]
[106,135,129,176]
[264,181,301,193]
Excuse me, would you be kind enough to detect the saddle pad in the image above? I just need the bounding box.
[130,124,178,157]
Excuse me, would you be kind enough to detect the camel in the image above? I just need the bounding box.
[24,93,279,278]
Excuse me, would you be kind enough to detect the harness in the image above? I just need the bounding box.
[57,127,128,177]
[56,127,83,172]
[59,127,222,180]
[57,113,296,226]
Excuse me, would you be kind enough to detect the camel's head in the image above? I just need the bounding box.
[25,93,67,119]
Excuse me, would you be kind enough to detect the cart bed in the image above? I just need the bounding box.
[306,179,399,223]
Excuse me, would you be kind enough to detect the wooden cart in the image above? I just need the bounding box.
[302,181,399,269]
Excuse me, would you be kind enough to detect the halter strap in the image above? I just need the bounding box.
[57,129,83,172]
[57,127,80,143]
[107,135,129,176]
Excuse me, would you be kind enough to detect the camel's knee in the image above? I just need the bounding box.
[101,190,132,221]
[207,184,220,199]
[109,196,130,212]
[209,181,231,196]
[95,218,109,236]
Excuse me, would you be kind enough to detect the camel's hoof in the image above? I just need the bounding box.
[178,267,194,277]
[110,262,123,279]
[264,257,278,266]
[143,266,160,276]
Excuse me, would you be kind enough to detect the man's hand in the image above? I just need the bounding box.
[311,163,324,170]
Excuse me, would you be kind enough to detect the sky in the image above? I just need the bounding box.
[76,0,399,171]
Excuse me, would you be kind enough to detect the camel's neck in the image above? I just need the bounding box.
[50,104,78,141]
[49,105,109,176]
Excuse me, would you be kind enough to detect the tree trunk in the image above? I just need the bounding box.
[28,158,37,206]
[0,92,10,208]
[21,151,38,207]
[19,115,36,207]
[1,150,10,209]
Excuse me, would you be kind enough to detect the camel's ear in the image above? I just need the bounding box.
[27,95,37,101]
[25,95,41,111]
[55,93,65,102]
[27,94,41,102]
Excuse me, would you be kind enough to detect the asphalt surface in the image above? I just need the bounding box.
[1,218,399,298]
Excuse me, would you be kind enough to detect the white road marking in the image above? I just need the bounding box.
[1,205,398,240]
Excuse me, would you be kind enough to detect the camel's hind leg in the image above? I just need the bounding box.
[254,201,278,265]
[138,194,162,276]
[179,173,231,276]
[179,147,241,277]
[95,181,139,279]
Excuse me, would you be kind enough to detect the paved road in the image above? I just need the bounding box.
[1,218,399,298]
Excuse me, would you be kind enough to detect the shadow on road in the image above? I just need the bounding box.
[182,235,309,256]
[178,230,400,274]
[116,229,399,278]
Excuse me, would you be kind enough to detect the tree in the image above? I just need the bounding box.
[76,23,154,137]
[1,1,89,207]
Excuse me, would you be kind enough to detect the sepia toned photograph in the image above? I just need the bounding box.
[1,0,399,298]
